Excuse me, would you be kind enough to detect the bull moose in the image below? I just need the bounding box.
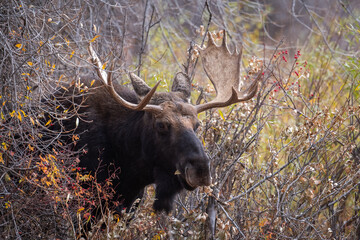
[61,31,260,214]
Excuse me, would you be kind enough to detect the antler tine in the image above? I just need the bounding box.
[195,30,261,113]
[88,43,162,113]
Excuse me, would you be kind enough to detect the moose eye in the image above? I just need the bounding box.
[156,121,169,133]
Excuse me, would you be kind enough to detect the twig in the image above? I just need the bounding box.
[190,0,212,81]
[219,204,246,238]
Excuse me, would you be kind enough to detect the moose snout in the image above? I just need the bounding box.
[184,159,212,187]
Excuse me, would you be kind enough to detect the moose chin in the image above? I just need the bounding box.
[56,31,261,214]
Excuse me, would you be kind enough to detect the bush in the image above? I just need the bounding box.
[1,0,359,239]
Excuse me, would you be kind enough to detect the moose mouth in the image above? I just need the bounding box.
[176,165,212,191]
[176,168,197,191]
[185,167,198,190]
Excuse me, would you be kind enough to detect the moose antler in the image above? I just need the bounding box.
[88,43,162,113]
[195,31,261,113]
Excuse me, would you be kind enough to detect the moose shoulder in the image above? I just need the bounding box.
[61,31,261,213]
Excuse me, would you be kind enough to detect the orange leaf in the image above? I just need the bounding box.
[69,50,75,59]
[28,144,34,151]
[90,35,100,43]
[77,207,85,214]
[102,62,107,70]
[45,119,51,126]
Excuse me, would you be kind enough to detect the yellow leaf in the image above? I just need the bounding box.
[79,174,91,182]
[86,213,91,223]
[90,35,100,43]
[30,116,35,125]
[45,119,51,126]
[28,144,34,151]
[20,109,27,117]
[2,142,7,151]
[114,213,120,223]
[21,73,30,76]
[17,111,22,122]
[39,155,48,163]
[0,152,3,164]
[52,64,55,69]
[218,109,225,121]
[69,50,75,59]
[102,62,107,70]
[27,62,33,66]
[15,43,22,48]
[151,234,161,240]
[90,79,95,86]
[65,37,69,46]
[77,207,85,214]
[1,111,4,120]
[339,83,345,91]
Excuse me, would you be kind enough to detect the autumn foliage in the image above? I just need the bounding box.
[1,1,359,239]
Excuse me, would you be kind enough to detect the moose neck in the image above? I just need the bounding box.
[111,110,156,178]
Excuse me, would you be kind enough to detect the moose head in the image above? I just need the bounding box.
[86,31,262,212]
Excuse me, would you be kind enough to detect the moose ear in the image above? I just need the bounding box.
[129,73,151,97]
[171,72,191,101]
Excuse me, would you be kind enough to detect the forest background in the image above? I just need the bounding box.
[1,0,360,239]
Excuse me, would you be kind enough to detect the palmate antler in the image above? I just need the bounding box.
[88,31,260,114]
[195,31,261,113]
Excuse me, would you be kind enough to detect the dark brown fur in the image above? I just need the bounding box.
[56,77,211,213]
